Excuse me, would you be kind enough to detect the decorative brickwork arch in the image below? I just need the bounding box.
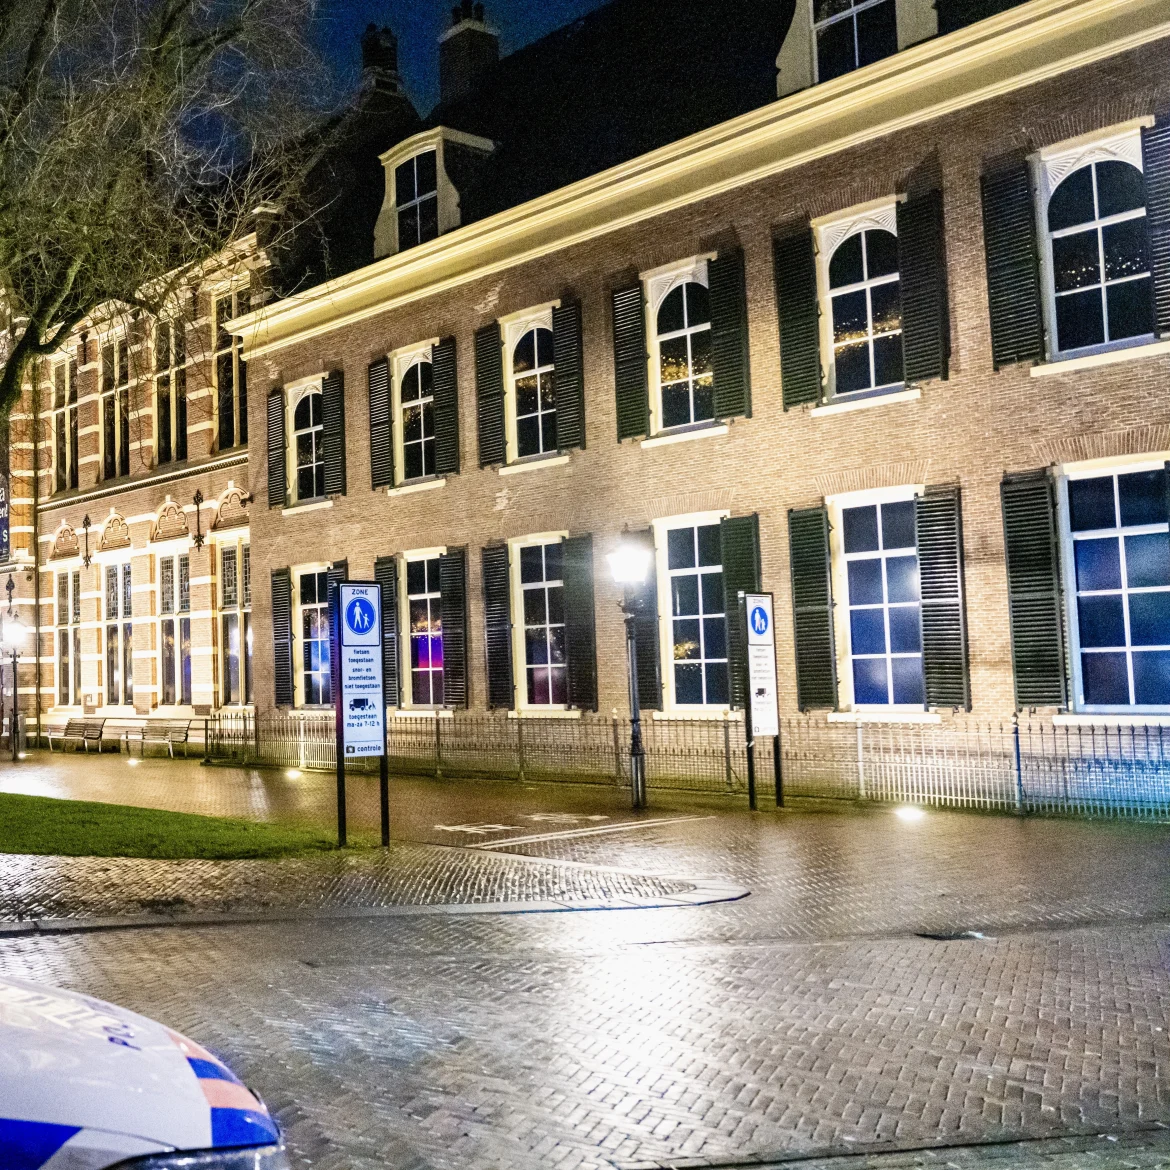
[50,525,79,560]
[213,483,250,531]
[99,512,131,551]
[152,498,189,542]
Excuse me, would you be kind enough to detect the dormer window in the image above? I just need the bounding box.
[814,0,897,83]
[395,150,439,251]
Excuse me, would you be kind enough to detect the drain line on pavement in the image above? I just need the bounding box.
[469,815,713,850]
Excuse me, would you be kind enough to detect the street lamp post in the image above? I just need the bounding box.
[608,540,654,810]
[0,588,27,762]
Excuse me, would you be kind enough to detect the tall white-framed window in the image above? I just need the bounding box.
[1035,125,1154,359]
[502,307,557,462]
[1059,459,1170,711]
[293,566,331,708]
[392,345,437,484]
[828,485,925,709]
[289,380,325,502]
[214,288,249,451]
[645,259,715,434]
[395,150,439,251]
[816,202,904,400]
[402,550,446,708]
[56,569,81,707]
[220,541,252,707]
[154,320,187,466]
[100,338,131,481]
[104,561,133,707]
[509,534,569,709]
[52,358,79,494]
[812,0,897,83]
[159,553,192,707]
[653,511,730,712]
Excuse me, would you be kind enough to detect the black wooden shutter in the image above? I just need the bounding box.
[266,389,286,509]
[374,555,399,708]
[628,528,662,711]
[773,227,822,408]
[475,322,506,467]
[481,544,513,709]
[1001,470,1067,709]
[981,160,1044,368]
[553,301,586,450]
[563,534,598,712]
[789,507,837,710]
[432,337,461,475]
[612,283,649,440]
[368,357,393,489]
[327,560,348,609]
[322,371,346,497]
[271,568,294,707]
[709,249,752,420]
[916,485,970,710]
[897,190,950,384]
[720,514,762,710]
[1142,116,1170,337]
[440,548,469,708]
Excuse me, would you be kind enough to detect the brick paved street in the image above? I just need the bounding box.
[1,755,1170,1168]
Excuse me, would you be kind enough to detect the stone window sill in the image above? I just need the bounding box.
[827,710,941,724]
[1052,713,1170,727]
[1030,338,1170,377]
[653,708,742,722]
[641,424,729,449]
[810,387,921,417]
[388,477,446,497]
[282,498,333,517]
[394,708,454,720]
[509,707,582,719]
[498,454,570,477]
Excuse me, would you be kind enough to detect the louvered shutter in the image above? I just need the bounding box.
[709,249,752,420]
[720,514,762,710]
[788,507,837,710]
[916,485,969,710]
[1142,116,1170,336]
[563,534,598,712]
[481,544,513,709]
[553,302,586,450]
[374,555,400,708]
[612,283,649,440]
[897,190,950,384]
[368,357,393,489]
[440,548,469,708]
[432,337,461,475]
[1001,470,1067,709]
[271,568,294,707]
[773,227,822,408]
[475,322,506,467]
[327,560,348,609]
[266,389,286,509]
[322,371,346,497]
[981,160,1044,368]
[627,528,662,711]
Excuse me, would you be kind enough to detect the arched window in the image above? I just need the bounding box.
[292,387,325,502]
[513,326,556,458]
[828,227,903,396]
[1047,159,1151,353]
[399,357,435,481]
[656,281,713,430]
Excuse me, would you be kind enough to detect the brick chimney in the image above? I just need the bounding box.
[439,1,499,107]
[361,23,403,97]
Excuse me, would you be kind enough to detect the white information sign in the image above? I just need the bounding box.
[338,583,385,758]
[745,593,779,739]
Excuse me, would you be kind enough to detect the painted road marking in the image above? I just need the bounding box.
[471,816,712,850]
[433,824,519,835]
[521,814,610,825]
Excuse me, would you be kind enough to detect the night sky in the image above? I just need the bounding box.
[317,0,612,112]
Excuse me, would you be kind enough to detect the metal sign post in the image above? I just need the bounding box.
[744,593,781,809]
[331,581,387,849]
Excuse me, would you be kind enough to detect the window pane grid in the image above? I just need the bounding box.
[814,0,897,82]
[395,151,439,251]
[399,360,436,481]
[657,283,714,431]
[408,557,444,707]
[293,388,326,501]
[829,229,904,397]
[521,544,567,707]
[513,327,557,458]
[667,524,729,708]
[300,570,331,707]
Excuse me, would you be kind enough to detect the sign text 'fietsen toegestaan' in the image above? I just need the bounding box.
[339,583,385,757]
[745,593,779,739]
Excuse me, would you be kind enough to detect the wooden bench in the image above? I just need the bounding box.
[139,719,193,758]
[47,718,107,753]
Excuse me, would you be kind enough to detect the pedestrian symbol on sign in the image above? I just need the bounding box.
[751,606,769,636]
[346,597,376,636]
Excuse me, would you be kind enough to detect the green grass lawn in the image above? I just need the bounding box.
[0,792,360,859]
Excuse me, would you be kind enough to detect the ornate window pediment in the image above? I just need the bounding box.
[152,499,190,542]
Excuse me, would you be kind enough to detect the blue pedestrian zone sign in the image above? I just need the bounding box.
[337,583,384,757]
[750,606,769,637]
[346,596,376,638]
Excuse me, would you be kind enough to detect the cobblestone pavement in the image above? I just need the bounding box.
[2,755,1170,1168]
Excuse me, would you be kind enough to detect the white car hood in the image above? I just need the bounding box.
[0,975,278,1166]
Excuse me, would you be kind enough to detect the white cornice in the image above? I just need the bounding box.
[230,0,1170,360]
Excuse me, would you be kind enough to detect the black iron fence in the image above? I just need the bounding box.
[203,711,1170,819]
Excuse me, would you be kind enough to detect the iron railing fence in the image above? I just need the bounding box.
[202,711,1170,820]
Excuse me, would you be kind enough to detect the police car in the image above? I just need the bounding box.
[0,975,287,1168]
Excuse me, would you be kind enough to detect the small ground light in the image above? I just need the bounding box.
[895,806,925,822]
[16,752,26,760]
[286,769,302,779]
[127,757,139,767]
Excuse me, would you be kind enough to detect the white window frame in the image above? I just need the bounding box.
[1058,454,1170,714]
[508,531,570,712]
[99,337,131,482]
[286,376,326,504]
[652,509,732,716]
[399,546,447,710]
[827,483,926,712]
[394,149,440,251]
[1033,121,1155,362]
[218,538,253,708]
[643,256,716,437]
[391,342,439,486]
[810,0,898,84]
[292,562,332,710]
[815,198,904,402]
[157,549,192,709]
[100,556,134,709]
[56,567,82,709]
[52,357,79,494]
[213,285,250,452]
[154,319,187,467]
[501,304,560,464]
